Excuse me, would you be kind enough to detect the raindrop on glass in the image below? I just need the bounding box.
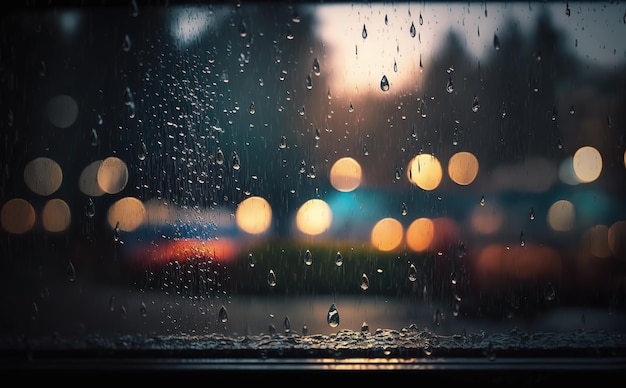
[362,24,367,39]
[113,221,121,242]
[249,101,255,115]
[335,251,343,267]
[401,202,408,216]
[408,263,418,282]
[238,20,248,37]
[393,59,398,72]
[218,305,228,323]
[85,197,95,218]
[140,301,147,318]
[529,207,535,221]
[380,75,390,92]
[409,22,416,38]
[305,74,313,90]
[39,60,46,76]
[66,262,76,282]
[419,13,423,25]
[544,282,556,301]
[267,269,277,287]
[283,316,291,333]
[232,151,241,171]
[569,105,575,115]
[363,144,369,156]
[471,95,480,112]
[493,33,500,50]
[138,141,147,161]
[565,3,571,16]
[446,76,454,93]
[551,105,558,121]
[268,323,277,335]
[327,303,340,328]
[360,273,370,290]
[520,231,525,247]
[123,86,133,105]
[129,0,139,17]
[216,148,225,165]
[109,295,115,312]
[122,34,131,52]
[302,324,308,336]
[384,14,388,25]
[348,102,354,112]
[299,160,307,174]
[450,271,457,285]
[303,249,313,266]
[315,127,321,140]
[31,302,38,321]
[312,57,320,76]
[248,253,256,268]
[480,193,486,206]
[361,321,369,334]
[279,135,287,149]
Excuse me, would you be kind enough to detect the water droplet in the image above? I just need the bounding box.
[218,305,228,323]
[232,151,241,171]
[408,263,418,282]
[109,295,115,312]
[557,138,564,150]
[501,102,507,118]
[279,135,287,149]
[120,305,127,319]
[393,59,398,72]
[113,221,121,242]
[362,24,367,39]
[299,160,307,174]
[493,33,500,50]
[446,76,454,93]
[302,324,308,336]
[544,282,556,301]
[249,101,255,115]
[361,321,369,333]
[327,303,340,328]
[216,148,225,165]
[480,193,486,206]
[529,207,535,221]
[268,323,277,335]
[129,0,139,17]
[520,231,525,247]
[419,13,423,25]
[66,262,76,282]
[39,60,46,76]
[348,102,354,112]
[303,249,313,266]
[380,74,390,92]
[565,3,571,16]
[450,271,457,285]
[401,202,408,216]
[238,20,248,37]
[395,167,402,181]
[360,273,370,290]
[384,14,388,25]
[138,141,147,161]
[85,197,95,218]
[305,73,313,90]
[419,54,423,71]
[31,302,38,321]
[409,22,416,38]
[283,316,291,333]
[140,301,147,318]
[362,144,369,156]
[122,34,131,52]
[267,269,277,287]
[248,253,256,268]
[123,86,133,106]
[471,95,480,112]
[335,251,343,267]
[312,57,321,76]
[569,105,575,115]
[551,105,558,121]
[315,127,321,140]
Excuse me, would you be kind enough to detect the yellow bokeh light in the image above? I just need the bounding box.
[583,224,610,258]
[1,198,36,234]
[97,156,129,194]
[296,199,332,236]
[107,197,146,232]
[236,196,272,234]
[547,200,575,232]
[406,217,434,252]
[79,160,106,197]
[330,157,362,192]
[42,198,71,233]
[24,157,63,196]
[572,146,602,183]
[408,154,442,191]
[370,217,403,251]
[448,151,479,185]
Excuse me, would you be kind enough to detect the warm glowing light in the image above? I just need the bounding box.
[24,157,63,196]
[79,160,106,196]
[547,200,575,232]
[370,217,403,251]
[558,156,581,185]
[42,198,71,232]
[296,199,332,236]
[448,151,479,185]
[97,156,129,194]
[1,198,36,234]
[46,94,78,128]
[470,202,503,234]
[107,197,146,232]
[573,146,602,183]
[406,218,434,252]
[129,238,239,264]
[583,224,610,258]
[408,154,442,191]
[236,196,272,234]
[608,220,626,259]
[330,157,362,192]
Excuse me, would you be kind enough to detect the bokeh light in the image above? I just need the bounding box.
[236,196,272,235]
[370,217,403,251]
[42,198,71,233]
[296,199,332,236]
[330,157,362,192]
[79,160,106,196]
[470,202,504,235]
[1,198,36,234]
[558,156,581,185]
[547,200,576,232]
[448,151,479,185]
[97,156,129,194]
[46,94,79,128]
[608,220,626,259]
[24,157,63,196]
[582,224,611,259]
[107,196,146,232]
[406,217,434,252]
[408,154,442,191]
[573,146,602,183]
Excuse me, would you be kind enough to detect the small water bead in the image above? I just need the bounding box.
[544,282,556,301]
[312,57,320,76]
[362,24,367,39]
[66,262,76,282]
[249,101,255,114]
[268,324,277,335]
[408,263,418,282]
[315,127,321,140]
[283,316,291,333]
[248,253,256,268]
[138,141,147,161]
[335,251,343,267]
[401,202,408,216]
[380,75,390,92]
[113,221,121,242]
[327,303,340,328]
[299,160,307,174]
[140,301,147,318]
[493,33,500,50]
[409,22,416,38]
[360,273,370,290]
[362,144,369,156]
[529,207,535,221]
[31,302,39,321]
[480,194,486,206]
[393,59,398,72]
[302,324,308,336]
[446,76,454,93]
[279,135,287,149]
[267,269,277,287]
[90,128,99,146]
[303,249,313,266]
[520,231,525,247]
[305,74,313,90]
[361,321,369,334]
[216,148,225,165]
[232,151,241,171]
[419,13,423,25]
[472,95,480,112]
[85,197,95,218]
